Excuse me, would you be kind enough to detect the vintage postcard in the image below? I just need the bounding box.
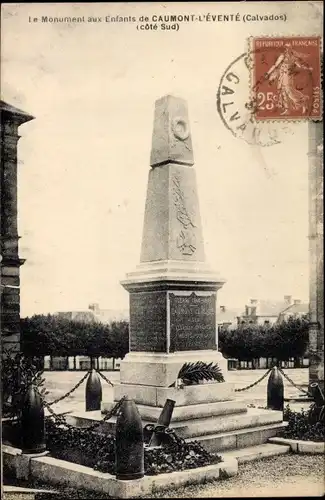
[1,2,324,499]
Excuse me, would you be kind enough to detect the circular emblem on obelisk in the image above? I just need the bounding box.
[171,117,189,141]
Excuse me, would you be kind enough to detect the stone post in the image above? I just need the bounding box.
[0,101,34,354]
[308,119,324,391]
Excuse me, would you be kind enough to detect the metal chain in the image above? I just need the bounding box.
[234,368,272,392]
[35,367,114,408]
[47,370,91,406]
[278,367,312,397]
[38,387,127,432]
[41,397,76,430]
[96,369,115,387]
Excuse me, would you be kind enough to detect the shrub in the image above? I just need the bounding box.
[45,416,222,475]
[45,416,115,470]
[144,440,222,476]
[219,316,309,363]
[21,314,129,360]
[282,404,325,442]
[1,349,47,420]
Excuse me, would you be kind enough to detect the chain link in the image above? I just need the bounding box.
[278,367,312,398]
[47,370,91,406]
[31,366,118,432]
[96,369,115,387]
[234,368,272,392]
[41,366,115,407]
[38,386,127,432]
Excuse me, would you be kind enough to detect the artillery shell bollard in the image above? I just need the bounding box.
[115,398,144,480]
[21,384,46,454]
[267,366,284,411]
[85,369,102,411]
[149,398,176,447]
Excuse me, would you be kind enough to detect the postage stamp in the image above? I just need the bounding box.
[250,36,322,121]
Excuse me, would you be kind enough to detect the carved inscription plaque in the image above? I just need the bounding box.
[130,291,167,352]
[169,292,216,352]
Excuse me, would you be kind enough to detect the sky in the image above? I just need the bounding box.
[1,2,323,317]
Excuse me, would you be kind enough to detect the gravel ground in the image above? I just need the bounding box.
[146,454,325,498]
[6,454,324,499]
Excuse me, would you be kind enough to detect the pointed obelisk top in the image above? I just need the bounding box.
[150,95,194,168]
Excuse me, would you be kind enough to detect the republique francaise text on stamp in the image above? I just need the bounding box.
[250,36,322,121]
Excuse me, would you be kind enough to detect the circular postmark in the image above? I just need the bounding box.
[217,45,316,147]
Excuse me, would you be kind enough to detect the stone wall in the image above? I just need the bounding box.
[0,101,33,353]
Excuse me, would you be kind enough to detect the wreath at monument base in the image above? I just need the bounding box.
[170,361,225,388]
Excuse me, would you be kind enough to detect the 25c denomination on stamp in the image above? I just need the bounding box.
[251,36,322,121]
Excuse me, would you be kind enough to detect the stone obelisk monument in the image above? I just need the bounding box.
[107,96,284,448]
[114,95,229,412]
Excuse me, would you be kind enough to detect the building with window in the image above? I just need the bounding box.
[237,295,308,326]
[278,299,309,323]
[216,305,242,331]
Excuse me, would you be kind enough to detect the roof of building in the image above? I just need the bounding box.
[56,311,96,322]
[92,308,129,323]
[56,307,129,324]
[280,302,309,315]
[0,100,34,123]
[216,308,242,324]
[239,298,309,318]
[257,300,290,316]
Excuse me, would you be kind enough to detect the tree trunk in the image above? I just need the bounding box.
[113,358,115,371]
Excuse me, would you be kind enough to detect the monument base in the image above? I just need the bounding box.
[101,350,286,452]
[112,381,234,408]
[119,350,228,389]
[70,405,286,454]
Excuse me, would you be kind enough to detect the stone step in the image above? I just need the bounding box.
[68,407,283,442]
[168,408,283,439]
[66,410,114,431]
[220,442,291,464]
[284,396,313,403]
[186,421,288,453]
[103,399,247,421]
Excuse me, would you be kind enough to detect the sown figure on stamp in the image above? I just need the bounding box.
[266,44,313,116]
[251,36,321,121]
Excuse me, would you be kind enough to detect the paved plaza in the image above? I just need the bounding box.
[44,368,310,414]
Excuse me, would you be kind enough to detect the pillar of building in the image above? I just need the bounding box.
[308,119,324,391]
[0,101,34,354]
